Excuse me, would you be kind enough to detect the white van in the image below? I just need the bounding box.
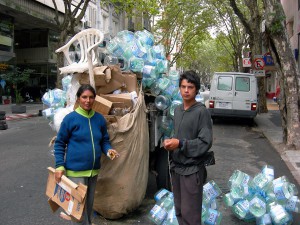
[208,72,258,119]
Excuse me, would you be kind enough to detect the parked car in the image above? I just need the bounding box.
[208,72,258,120]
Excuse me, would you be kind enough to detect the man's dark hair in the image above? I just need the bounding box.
[179,70,200,92]
[76,84,96,98]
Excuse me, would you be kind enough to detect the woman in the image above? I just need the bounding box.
[54,84,119,225]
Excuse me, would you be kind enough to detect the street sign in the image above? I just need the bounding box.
[263,55,274,66]
[253,70,265,77]
[243,58,252,67]
[254,58,265,70]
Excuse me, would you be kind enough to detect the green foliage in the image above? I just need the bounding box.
[0,67,34,104]
[268,3,286,35]
[15,90,24,104]
[100,0,160,17]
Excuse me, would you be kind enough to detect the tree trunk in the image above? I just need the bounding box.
[264,0,300,149]
[229,0,268,113]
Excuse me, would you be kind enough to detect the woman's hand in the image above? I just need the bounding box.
[55,170,64,183]
[107,149,120,160]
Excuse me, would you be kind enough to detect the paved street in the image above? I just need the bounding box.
[1,106,300,224]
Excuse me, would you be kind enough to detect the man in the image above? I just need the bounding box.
[163,70,213,225]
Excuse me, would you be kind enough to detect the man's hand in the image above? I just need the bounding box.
[163,138,180,151]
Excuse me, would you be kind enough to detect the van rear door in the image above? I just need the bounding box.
[232,75,255,110]
[212,75,234,109]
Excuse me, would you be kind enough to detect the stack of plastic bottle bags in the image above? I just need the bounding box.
[223,165,299,224]
[106,29,205,139]
[41,74,79,132]
[148,180,223,225]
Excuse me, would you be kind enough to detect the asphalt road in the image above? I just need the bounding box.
[0,116,299,225]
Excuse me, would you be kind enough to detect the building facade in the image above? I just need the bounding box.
[0,0,128,102]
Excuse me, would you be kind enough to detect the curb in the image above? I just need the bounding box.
[5,113,39,121]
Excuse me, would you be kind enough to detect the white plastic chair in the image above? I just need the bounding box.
[55,28,104,88]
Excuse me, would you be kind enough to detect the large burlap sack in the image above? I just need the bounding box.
[93,90,149,219]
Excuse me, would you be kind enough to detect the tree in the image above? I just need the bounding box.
[52,0,92,88]
[0,67,34,104]
[208,0,248,72]
[263,0,300,149]
[229,0,268,113]
[152,0,216,68]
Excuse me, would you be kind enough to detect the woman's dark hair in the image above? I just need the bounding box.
[76,84,96,98]
[179,70,200,92]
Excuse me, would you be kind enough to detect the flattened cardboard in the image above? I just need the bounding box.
[45,167,87,221]
[92,95,113,115]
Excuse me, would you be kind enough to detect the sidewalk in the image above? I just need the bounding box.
[0,103,43,120]
[255,99,300,186]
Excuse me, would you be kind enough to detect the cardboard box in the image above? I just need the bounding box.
[100,93,133,109]
[45,167,87,221]
[92,95,113,115]
[78,66,111,86]
[78,65,138,95]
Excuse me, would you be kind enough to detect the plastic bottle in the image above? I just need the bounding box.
[261,165,275,182]
[171,90,182,101]
[210,199,218,210]
[134,29,154,47]
[248,193,267,217]
[160,115,174,138]
[249,173,269,192]
[202,205,209,222]
[157,192,174,212]
[148,204,168,225]
[150,82,161,96]
[142,77,156,89]
[269,203,290,224]
[130,39,148,59]
[154,189,171,202]
[203,208,222,225]
[162,206,178,225]
[117,30,135,43]
[107,38,124,57]
[232,199,250,219]
[128,57,144,72]
[104,55,119,65]
[223,192,241,207]
[285,195,300,213]
[157,77,172,92]
[230,184,249,199]
[169,100,182,118]
[242,212,256,223]
[152,44,166,60]
[228,170,251,189]
[155,95,171,111]
[267,181,298,204]
[203,180,222,205]
[163,83,177,99]
[142,65,157,79]
[156,59,168,74]
[256,213,272,225]
[168,70,180,87]
[195,94,204,103]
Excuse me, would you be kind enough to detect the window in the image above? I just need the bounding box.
[236,77,250,92]
[217,76,232,91]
